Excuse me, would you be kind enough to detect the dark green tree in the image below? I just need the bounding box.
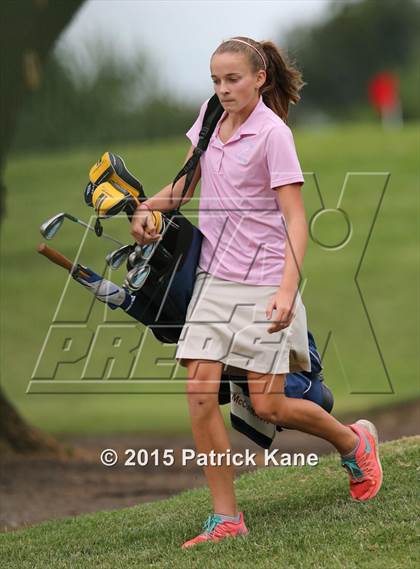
[0,0,85,453]
[12,46,196,152]
[287,0,419,119]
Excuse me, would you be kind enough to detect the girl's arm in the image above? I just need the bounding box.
[266,183,308,332]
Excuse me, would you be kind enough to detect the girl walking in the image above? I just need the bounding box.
[131,36,383,548]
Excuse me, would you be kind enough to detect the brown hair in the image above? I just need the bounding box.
[212,36,305,123]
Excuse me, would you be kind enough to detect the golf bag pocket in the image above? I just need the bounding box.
[126,218,203,343]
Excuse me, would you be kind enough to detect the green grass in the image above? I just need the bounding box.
[1,123,418,434]
[1,436,418,569]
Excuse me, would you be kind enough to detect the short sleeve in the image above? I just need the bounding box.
[186,98,211,147]
[265,126,304,189]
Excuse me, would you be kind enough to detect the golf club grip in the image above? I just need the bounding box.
[37,243,74,270]
[37,243,89,278]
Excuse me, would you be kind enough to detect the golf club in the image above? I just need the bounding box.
[37,243,90,278]
[128,250,138,267]
[106,244,135,270]
[40,212,124,246]
[124,264,151,292]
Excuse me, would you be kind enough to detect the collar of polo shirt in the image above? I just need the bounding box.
[212,96,264,145]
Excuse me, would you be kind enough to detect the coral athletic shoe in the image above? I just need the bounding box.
[181,512,248,548]
[341,419,383,501]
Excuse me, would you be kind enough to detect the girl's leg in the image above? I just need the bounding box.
[247,371,358,454]
[247,371,383,503]
[186,359,237,516]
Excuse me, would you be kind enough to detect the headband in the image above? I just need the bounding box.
[227,38,267,70]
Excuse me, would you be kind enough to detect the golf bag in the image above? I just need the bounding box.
[83,96,225,343]
[125,212,203,343]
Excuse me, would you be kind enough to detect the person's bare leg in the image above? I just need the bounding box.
[186,359,237,515]
[248,371,358,455]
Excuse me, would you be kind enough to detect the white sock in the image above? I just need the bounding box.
[215,513,241,523]
[341,435,360,459]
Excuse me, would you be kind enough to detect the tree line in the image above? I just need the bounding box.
[10,0,420,154]
[286,0,419,122]
[11,48,196,153]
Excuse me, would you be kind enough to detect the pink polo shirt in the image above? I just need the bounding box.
[186,95,304,286]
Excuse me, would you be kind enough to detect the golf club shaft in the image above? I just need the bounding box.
[65,213,124,246]
[37,243,90,278]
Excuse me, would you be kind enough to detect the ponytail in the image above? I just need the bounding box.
[260,41,305,122]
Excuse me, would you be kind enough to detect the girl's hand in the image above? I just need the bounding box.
[265,287,297,334]
[131,205,161,245]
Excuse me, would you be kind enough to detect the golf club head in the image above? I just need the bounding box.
[125,264,150,292]
[126,245,146,270]
[106,244,133,270]
[128,251,140,267]
[140,242,160,261]
[40,213,65,240]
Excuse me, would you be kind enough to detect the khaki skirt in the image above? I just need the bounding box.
[175,266,311,376]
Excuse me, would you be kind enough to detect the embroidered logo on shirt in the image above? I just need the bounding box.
[236,140,254,165]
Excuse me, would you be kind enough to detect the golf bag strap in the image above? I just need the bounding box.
[171,94,223,211]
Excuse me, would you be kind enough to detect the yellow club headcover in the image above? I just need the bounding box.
[89,152,143,200]
[92,181,134,218]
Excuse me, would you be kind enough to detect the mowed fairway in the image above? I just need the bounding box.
[1,123,418,434]
[0,437,419,569]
